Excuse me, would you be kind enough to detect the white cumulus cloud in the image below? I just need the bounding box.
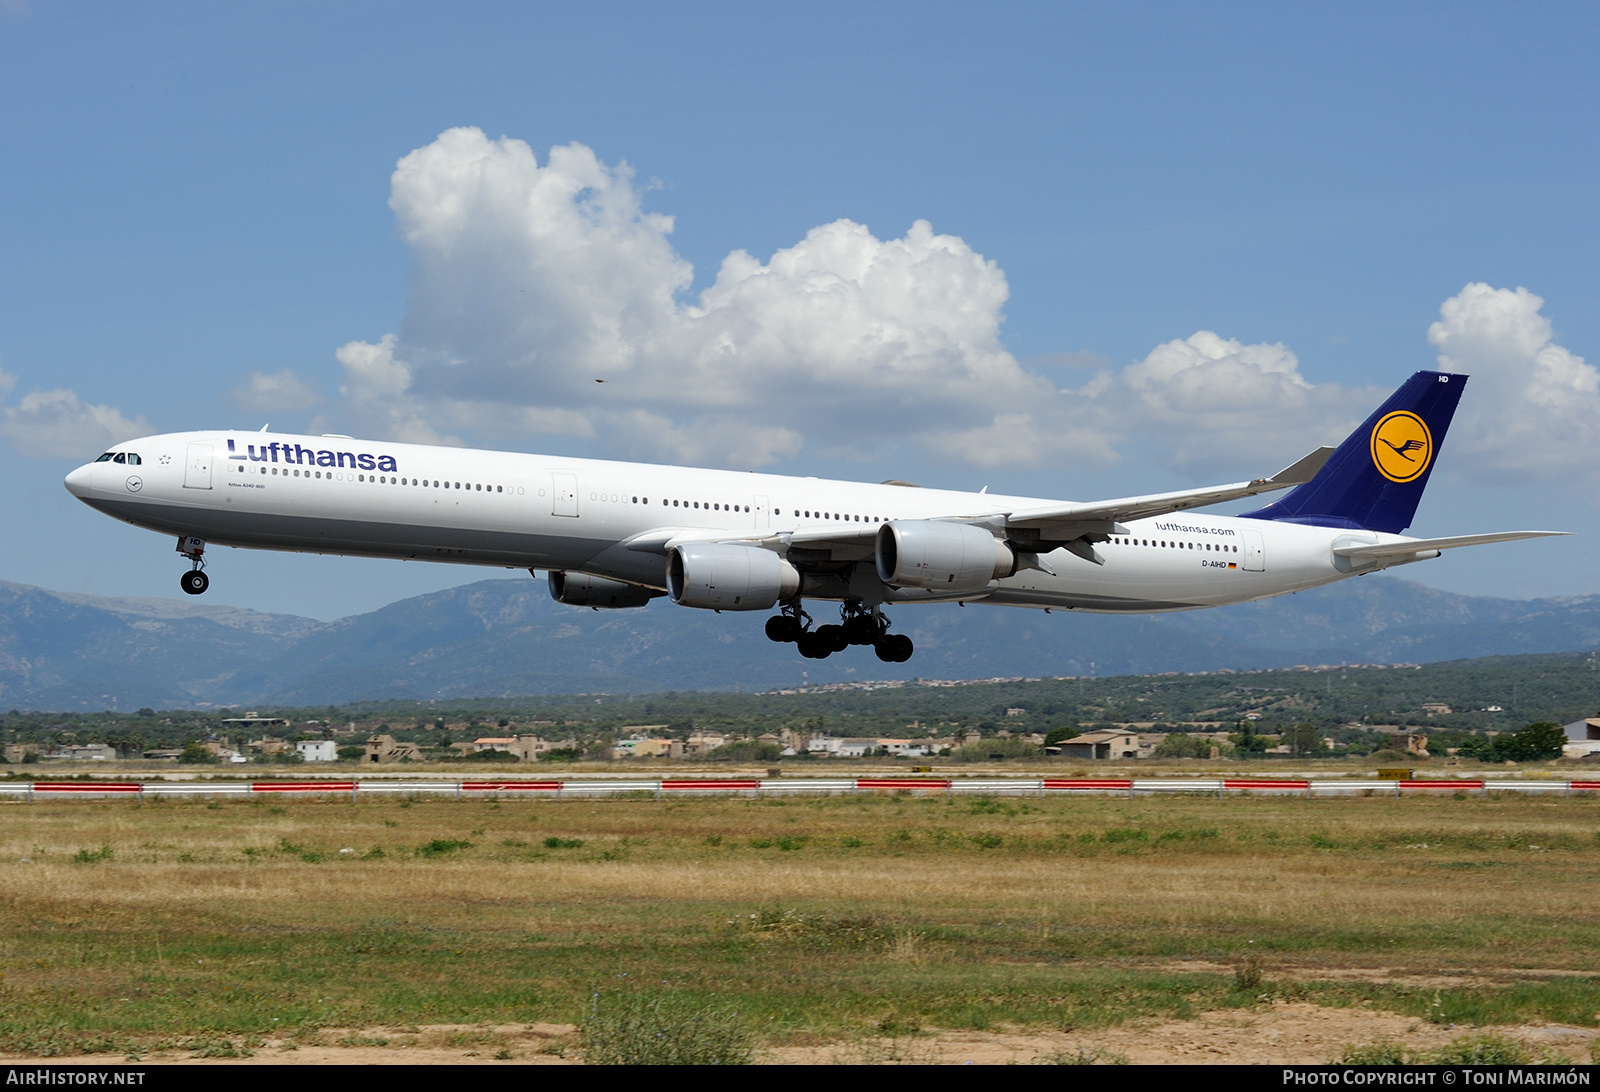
[0,370,153,458]
[226,369,323,414]
[1112,332,1382,471]
[1429,283,1600,479]
[332,127,1103,469]
[321,130,1590,488]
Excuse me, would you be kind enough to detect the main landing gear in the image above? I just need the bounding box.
[177,536,209,595]
[764,601,914,663]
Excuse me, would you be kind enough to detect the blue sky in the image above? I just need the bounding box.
[1,2,1596,619]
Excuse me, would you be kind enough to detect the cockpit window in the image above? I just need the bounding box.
[95,452,115,462]
[126,453,141,465]
[113,453,126,464]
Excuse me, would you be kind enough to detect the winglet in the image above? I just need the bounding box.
[1266,446,1336,486]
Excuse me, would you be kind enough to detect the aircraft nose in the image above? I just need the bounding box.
[63,463,94,498]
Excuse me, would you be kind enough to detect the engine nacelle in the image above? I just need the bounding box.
[875,520,1013,593]
[547,571,661,609]
[667,543,801,611]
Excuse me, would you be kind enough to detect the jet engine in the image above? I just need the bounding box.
[875,520,1014,594]
[547,571,661,609]
[667,543,801,611]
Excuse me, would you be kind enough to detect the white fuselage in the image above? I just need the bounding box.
[64,430,1416,614]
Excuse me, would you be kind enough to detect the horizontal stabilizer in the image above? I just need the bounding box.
[1333,530,1568,563]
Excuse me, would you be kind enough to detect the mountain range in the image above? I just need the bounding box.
[2,573,1599,710]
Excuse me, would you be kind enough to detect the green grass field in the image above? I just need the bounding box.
[1,791,1598,1058]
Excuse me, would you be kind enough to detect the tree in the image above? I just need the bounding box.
[1230,723,1268,756]
[1281,723,1322,755]
[1460,722,1566,763]
[178,741,220,765]
[1154,733,1208,758]
[1497,722,1566,762]
[707,741,781,762]
[1043,726,1079,747]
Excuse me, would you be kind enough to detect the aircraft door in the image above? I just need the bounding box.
[1240,529,1265,571]
[752,494,769,530]
[183,444,213,490]
[551,472,579,517]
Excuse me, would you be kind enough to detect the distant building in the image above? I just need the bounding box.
[202,740,247,763]
[1057,729,1141,761]
[1387,732,1430,757]
[509,736,578,761]
[363,734,421,764]
[43,743,117,762]
[806,737,875,758]
[683,732,729,757]
[612,737,681,760]
[1422,703,1453,716]
[878,738,937,758]
[221,712,291,729]
[1563,719,1600,758]
[296,740,337,762]
[1565,718,1600,742]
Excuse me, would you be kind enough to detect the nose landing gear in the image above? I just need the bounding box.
[764,600,914,662]
[177,536,209,595]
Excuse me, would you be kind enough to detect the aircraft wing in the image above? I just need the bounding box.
[1333,530,1569,563]
[1002,446,1335,542]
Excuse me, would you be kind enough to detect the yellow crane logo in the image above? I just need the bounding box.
[1370,411,1433,483]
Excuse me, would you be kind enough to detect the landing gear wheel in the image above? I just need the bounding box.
[797,632,832,659]
[874,633,913,662]
[842,614,880,645]
[766,615,801,643]
[815,624,849,653]
[180,570,209,596]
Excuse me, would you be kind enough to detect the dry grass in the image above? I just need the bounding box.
[0,792,1597,1058]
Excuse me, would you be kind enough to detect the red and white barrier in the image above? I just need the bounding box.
[1,775,1596,801]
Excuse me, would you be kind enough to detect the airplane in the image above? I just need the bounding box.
[62,369,1562,663]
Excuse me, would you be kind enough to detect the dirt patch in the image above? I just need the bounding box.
[1135,960,1597,991]
[2,1023,581,1066]
[772,1003,1599,1065]
[8,1007,1598,1065]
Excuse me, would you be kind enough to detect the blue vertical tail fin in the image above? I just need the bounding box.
[1241,370,1466,533]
